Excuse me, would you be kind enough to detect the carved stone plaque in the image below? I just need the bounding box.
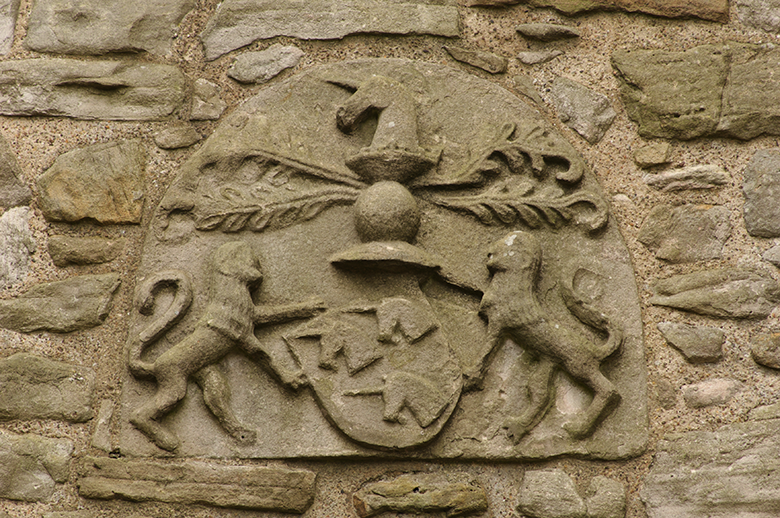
[120,59,647,460]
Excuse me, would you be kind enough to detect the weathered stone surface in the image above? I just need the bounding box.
[585,476,626,518]
[466,0,519,5]
[642,417,780,518]
[517,49,563,64]
[550,76,616,144]
[0,207,35,289]
[0,352,95,421]
[228,44,304,84]
[515,0,728,22]
[25,0,195,56]
[612,45,727,140]
[91,400,113,452]
[353,472,488,517]
[654,379,677,409]
[743,149,780,237]
[190,78,226,121]
[0,0,19,54]
[48,236,125,267]
[682,378,743,408]
[77,456,316,513]
[750,330,780,369]
[0,59,187,120]
[0,132,32,209]
[633,141,670,168]
[614,43,780,140]
[516,23,579,41]
[445,46,508,74]
[657,322,724,363]
[38,140,146,224]
[0,273,120,333]
[650,268,780,319]
[153,123,201,150]
[200,0,460,60]
[737,0,780,34]
[763,244,780,268]
[511,74,544,105]
[638,204,730,263]
[517,470,586,518]
[644,164,730,192]
[0,429,73,502]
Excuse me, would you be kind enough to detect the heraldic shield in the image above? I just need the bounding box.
[120,59,647,460]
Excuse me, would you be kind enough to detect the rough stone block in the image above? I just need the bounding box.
[0,0,19,54]
[48,236,126,267]
[0,59,187,120]
[154,123,201,150]
[585,476,626,518]
[0,273,120,333]
[638,204,731,263]
[550,76,616,144]
[514,0,728,22]
[737,0,780,34]
[743,149,780,237]
[516,23,579,41]
[633,142,670,168]
[445,46,508,74]
[0,207,35,289]
[0,429,73,502]
[0,352,95,422]
[38,140,146,224]
[228,44,304,83]
[190,79,226,121]
[0,132,32,209]
[517,469,586,518]
[77,456,316,513]
[644,164,730,192]
[682,378,743,408]
[657,322,724,363]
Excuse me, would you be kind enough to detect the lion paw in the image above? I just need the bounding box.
[279,368,308,390]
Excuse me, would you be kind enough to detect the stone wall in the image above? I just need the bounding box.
[2,1,780,517]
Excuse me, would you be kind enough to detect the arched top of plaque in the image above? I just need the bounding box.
[123,59,647,460]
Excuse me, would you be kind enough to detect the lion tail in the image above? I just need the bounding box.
[127,270,193,380]
[559,283,623,361]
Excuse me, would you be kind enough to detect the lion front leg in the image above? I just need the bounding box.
[242,335,308,390]
[194,364,257,445]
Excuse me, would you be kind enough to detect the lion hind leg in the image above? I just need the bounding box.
[503,357,556,444]
[562,369,620,439]
[194,364,256,445]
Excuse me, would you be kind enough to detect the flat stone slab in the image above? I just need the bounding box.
[77,456,316,513]
[0,273,120,333]
[657,322,724,363]
[642,417,780,518]
[0,59,187,120]
[228,44,304,84]
[638,204,731,263]
[0,132,32,209]
[0,429,73,502]
[48,236,126,266]
[353,472,488,517]
[633,142,670,169]
[644,164,730,192]
[751,330,780,369]
[613,43,780,140]
[513,0,728,22]
[201,0,460,60]
[445,45,508,74]
[737,0,780,34]
[517,50,563,65]
[25,0,195,55]
[38,140,146,224]
[0,0,19,54]
[682,378,743,408]
[0,207,35,289]
[743,149,780,238]
[190,79,226,121]
[517,469,587,518]
[154,124,201,150]
[550,76,616,144]
[650,268,780,319]
[0,352,95,421]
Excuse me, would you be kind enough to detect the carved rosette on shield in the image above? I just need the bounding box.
[120,59,647,460]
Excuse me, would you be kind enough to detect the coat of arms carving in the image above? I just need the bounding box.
[120,59,647,460]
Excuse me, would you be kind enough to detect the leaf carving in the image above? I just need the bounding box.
[195,188,360,233]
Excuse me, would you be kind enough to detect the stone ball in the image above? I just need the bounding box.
[354,181,420,242]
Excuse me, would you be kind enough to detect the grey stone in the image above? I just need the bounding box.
[0,59,187,120]
[517,49,563,65]
[0,207,35,289]
[25,0,195,56]
[353,472,488,517]
[654,379,677,409]
[0,0,19,54]
[763,244,780,268]
[516,23,579,41]
[585,476,626,518]
[77,456,316,513]
[48,236,126,267]
[190,78,226,121]
[38,140,146,224]
[750,401,780,420]
[228,44,304,83]
[550,76,616,144]
[657,322,725,363]
[737,0,780,34]
[682,378,743,408]
[91,400,114,452]
[642,417,780,518]
[514,0,728,22]
[0,429,73,502]
[0,273,120,333]
[744,149,780,237]
[650,268,780,319]
[750,330,780,369]
[644,164,730,192]
[511,74,544,106]
[633,141,670,168]
[0,132,32,209]
[154,123,202,150]
[614,43,780,140]
[638,204,731,263]
[612,45,727,140]
[0,352,95,422]
[200,0,460,61]
[517,469,586,518]
[445,46,508,74]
